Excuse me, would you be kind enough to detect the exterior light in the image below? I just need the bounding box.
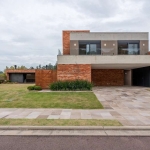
[74,43,76,46]
[104,44,106,46]
[143,44,145,46]
[113,44,115,46]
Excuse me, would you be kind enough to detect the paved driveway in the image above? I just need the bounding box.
[93,86,150,126]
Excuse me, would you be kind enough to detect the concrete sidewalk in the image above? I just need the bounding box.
[0,126,150,136]
[0,107,150,126]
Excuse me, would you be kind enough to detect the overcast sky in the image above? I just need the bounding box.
[0,0,150,71]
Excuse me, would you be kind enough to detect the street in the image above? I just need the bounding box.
[0,136,150,150]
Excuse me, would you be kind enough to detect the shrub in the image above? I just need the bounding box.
[34,86,42,91]
[27,86,35,90]
[27,85,42,91]
[50,80,93,91]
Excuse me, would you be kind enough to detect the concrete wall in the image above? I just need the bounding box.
[57,64,91,82]
[92,69,124,86]
[101,40,118,55]
[57,55,150,67]
[124,70,132,86]
[70,32,149,41]
[140,40,149,55]
[70,40,79,55]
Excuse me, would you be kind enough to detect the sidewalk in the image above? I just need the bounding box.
[0,126,150,136]
[0,108,150,126]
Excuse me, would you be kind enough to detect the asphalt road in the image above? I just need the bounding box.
[0,136,150,150]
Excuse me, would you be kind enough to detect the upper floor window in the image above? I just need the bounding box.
[79,41,101,55]
[118,40,140,55]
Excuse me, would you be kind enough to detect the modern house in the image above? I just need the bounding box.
[6,30,150,88]
[57,30,150,87]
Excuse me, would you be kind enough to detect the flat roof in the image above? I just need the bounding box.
[6,69,35,73]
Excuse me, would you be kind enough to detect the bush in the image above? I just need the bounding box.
[27,86,35,90]
[34,86,42,91]
[27,85,42,91]
[50,80,93,91]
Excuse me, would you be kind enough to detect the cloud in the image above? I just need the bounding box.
[0,0,150,71]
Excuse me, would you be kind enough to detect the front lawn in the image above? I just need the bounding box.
[0,84,103,109]
[0,119,121,126]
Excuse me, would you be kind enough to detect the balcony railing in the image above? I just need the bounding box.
[79,48,101,55]
[59,49,149,55]
[118,48,140,55]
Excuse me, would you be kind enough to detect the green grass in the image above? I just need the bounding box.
[0,84,103,109]
[0,119,121,126]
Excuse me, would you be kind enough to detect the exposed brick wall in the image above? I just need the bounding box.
[57,64,91,82]
[63,30,90,55]
[35,70,57,89]
[92,69,124,86]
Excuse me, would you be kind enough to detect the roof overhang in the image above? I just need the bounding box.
[6,69,35,74]
[57,55,150,70]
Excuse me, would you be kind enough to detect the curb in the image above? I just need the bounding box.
[1,126,150,136]
[0,126,150,130]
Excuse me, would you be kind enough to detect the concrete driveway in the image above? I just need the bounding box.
[93,86,150,126]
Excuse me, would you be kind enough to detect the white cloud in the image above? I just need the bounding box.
[0,0,150,71]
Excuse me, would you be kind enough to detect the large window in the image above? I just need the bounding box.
[79,41,101,55]
[118,40,140,55]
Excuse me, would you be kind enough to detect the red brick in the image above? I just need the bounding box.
[35,70,57,89]
[92,69,124,86]
[57,64,91,82]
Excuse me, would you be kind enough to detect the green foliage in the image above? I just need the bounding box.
[34,86,42,91]
[27,85,42,91]
[50,80,93,91]
[0,73,6,80]
[27,86,35,90]
[0,80,12,84]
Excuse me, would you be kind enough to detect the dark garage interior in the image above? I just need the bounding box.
[132,66,150,87]
[9,73,35,83]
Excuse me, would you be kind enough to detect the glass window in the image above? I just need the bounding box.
[118,41,140,55]
[79,41,101,55]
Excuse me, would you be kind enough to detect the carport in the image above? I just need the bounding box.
[6,69,35,83]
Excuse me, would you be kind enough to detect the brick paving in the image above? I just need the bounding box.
[0,87,150,126]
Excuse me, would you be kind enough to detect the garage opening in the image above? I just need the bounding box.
[9,73,35,83]
[132,67,150,87]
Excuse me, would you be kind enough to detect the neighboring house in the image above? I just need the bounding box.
[6,70,35,83]
[57,30,150,87]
